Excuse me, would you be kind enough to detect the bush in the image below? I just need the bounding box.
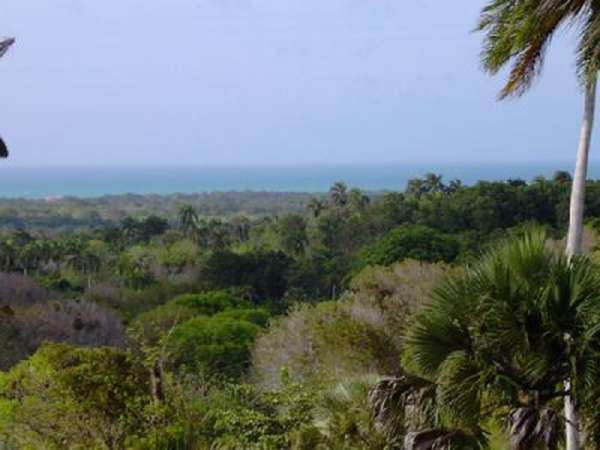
[166,316,261,378]
[358,225,459,269]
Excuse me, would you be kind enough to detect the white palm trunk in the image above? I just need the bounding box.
[566,78,597,258]
[565,77,597,450]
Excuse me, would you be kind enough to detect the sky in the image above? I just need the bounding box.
[0,0,591,166]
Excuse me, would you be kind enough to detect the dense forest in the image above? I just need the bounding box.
[2,173,600,448]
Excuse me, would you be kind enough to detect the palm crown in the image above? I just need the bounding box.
[478,0,600,98]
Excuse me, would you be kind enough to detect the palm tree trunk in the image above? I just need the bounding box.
[566,77,597,258]
[564,77,598,450]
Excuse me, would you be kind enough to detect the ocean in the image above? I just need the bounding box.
[0,162,595,199]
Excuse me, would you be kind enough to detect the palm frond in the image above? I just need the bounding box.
[404,428,488,450]
[369,375,437,439]
[0,37,14,59]
[478,0,596,97]
[507,407,560,450]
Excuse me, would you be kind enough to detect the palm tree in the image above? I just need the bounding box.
[478,5,600,446]
[329,181,348,207]
[406,177,427,198]
[307,197,326,218]
[384,231,600,450]
[178,205,198,238]
[424,172,444,193]
[477,1,600,258]
[0,37,15,159]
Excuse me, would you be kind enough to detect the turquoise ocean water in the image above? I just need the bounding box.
[0,162,596,199]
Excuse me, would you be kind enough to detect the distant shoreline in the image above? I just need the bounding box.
[0,162,595,199]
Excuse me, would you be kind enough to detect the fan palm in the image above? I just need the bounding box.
[0,37,15,159]
[397,231,600,450]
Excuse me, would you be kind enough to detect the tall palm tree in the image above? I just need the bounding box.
[0,37,15,159]
[329,181,348,207]
[477,1,600,258]
[178,205,198,238]
[478,4,600,447]
[392,231,600,450]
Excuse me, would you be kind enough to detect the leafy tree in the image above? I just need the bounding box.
[213,308,271,327]
[276,214,308,257]
[171,290,247,315]
[359,225,459,269]
[0,343,150,449]
[202,250,293,301]
[166,316,261,378]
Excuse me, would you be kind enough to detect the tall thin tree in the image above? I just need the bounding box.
[477,2,600,448]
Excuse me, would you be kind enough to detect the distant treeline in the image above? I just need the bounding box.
[0,191,314,230]
[0,171,594,233]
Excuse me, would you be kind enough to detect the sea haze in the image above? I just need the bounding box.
[0,162,594,199]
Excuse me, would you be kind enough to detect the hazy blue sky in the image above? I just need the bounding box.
[0,0,590,166]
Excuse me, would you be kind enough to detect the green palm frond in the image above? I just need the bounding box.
[436,351,483,428]
[507,407,561,450]
[369,375,437,439]
[478,0,598,97]
[403,428,488,450]
[403,229,600,445]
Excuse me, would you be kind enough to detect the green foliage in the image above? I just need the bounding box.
[214,308,271,327]
[202,250,293,301]
[359,225,459,269]
[402,231,600,446]
[0,343,150,449]
[477,0,600,97]
[166,316,261,378]
[276,214,308,256]
[129,302,198,347]
[171,290,248,315]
